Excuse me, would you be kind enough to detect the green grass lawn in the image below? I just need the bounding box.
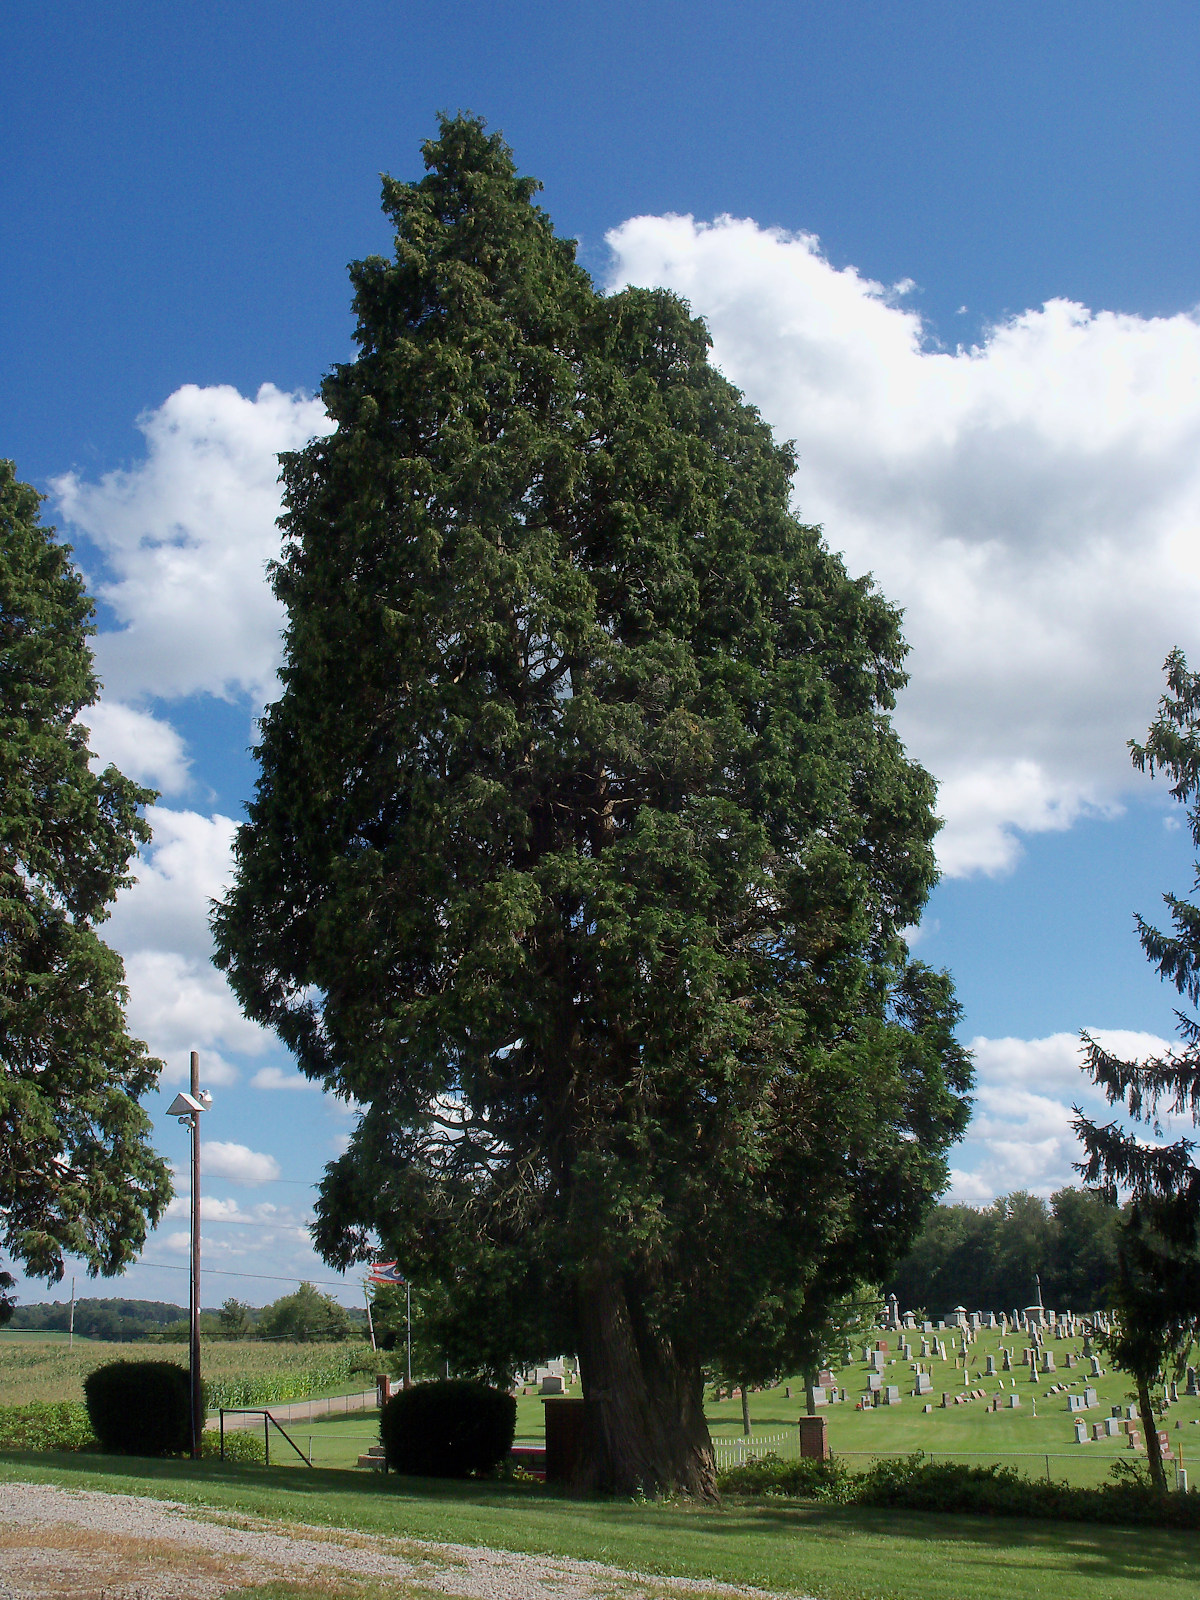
[2,1449,1197,1600]
[260,1322,1200,1488]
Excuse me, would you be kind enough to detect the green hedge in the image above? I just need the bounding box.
[717,1452,1200,1531]
[380,1379,516,1478]
[0,1402,97,1452]
[201,1429,266,1464]
[84,1360,194,1456]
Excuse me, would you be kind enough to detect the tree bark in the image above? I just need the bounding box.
[573,1264,717,1499]
[741,1382,751,1436]
[1137,1374,1168,1493]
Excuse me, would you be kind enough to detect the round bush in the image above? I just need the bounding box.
[83,1360,198,1456]
[380,1379,516,1478]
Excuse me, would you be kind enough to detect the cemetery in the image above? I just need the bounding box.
[704,1303,1198,1488]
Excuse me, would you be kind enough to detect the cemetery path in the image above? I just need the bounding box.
[0,1480,806,1600]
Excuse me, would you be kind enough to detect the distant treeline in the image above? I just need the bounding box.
[8,1285,369,1344]
[8,1298,194,1341]
[883,1187,1120,1317]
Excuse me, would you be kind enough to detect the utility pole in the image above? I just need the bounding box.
[68,1277,75,1349]
[363,1283,377,1352]
[168,1052,212,1459]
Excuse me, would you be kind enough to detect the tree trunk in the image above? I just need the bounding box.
[805,1370,817,1417]
[573,1264,717,1499]
[741,1382,751,1436]
[1137,1373,1168,1493]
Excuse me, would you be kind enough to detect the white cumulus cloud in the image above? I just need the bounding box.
[251,1065,322,1091]
[54,382,331,705]
[82,702,191,795]
[606,215,1200,875]
[946,1028,1192,1201]
[200,1142,282,1184]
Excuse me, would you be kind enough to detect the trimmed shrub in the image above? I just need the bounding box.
[380,1379,516,1478]
[83,1361,197,1456]
[201,1428,266,1464]
[717,1452,852,1502]
[0,1402,97,1452]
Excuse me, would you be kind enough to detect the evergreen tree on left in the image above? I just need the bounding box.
[0,460,170,1324]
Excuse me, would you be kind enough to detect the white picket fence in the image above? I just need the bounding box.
[711,1431,799,1469]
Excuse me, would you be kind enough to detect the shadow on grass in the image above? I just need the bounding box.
[3,1449,1197,1596]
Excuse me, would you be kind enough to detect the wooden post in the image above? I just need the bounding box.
[189,1052,202,1459]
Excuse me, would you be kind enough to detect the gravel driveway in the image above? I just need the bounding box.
[0,1480,803,1600]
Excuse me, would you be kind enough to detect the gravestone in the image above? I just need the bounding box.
[985,1354,996,1376]
[1092,1422,1104,1441]
[1074,1421,1088,1444]
[1065,1353,1076,1369]
[1007,1394,1020,1407]
[1002,1350,1012,1372]
[872,1350,886,1373]
[1104,1417,1120,1436]
[867,1373,882,1391]
[922,1321,933,1333]
[1090,1357,1103,1377]
[1041,1351,1055,1373]
[1084,1387,1098,1408]
[915,1372,933,1394]
[809,1385,828,1407]
[920,1338,930,1358]
[1186,1366,1198,1396]
[882,1386,901,1405]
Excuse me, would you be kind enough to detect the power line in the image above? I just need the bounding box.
[135,1260,360,1289]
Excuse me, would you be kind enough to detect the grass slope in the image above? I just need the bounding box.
[1,1451,1197,1600]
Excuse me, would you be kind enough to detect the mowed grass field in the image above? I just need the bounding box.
[2,1450,1197,1600]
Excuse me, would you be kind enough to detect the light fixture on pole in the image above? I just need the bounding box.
[168,1050,212,1459]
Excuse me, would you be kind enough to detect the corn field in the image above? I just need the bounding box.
[0,1338,365,1409]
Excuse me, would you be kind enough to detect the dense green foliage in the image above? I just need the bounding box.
[380,1379,517,1478]
[1076,650,1200,1490]
[9,1297,190,1340]
[214,114,971,1495]
[720,1452,1200,1529]
[202,1428,266,1464]
[0,460,169,1293]
[0,1401,96,1451]
[884,1186,1120,1314]
[83,1360,195,1456]
[257,1282,352,1343]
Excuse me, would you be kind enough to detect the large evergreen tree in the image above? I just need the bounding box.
[0,460,170,1303]
[214,115,971,1495]
[1078,648,1200,1491]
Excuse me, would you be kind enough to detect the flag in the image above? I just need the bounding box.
[367,1261,406,1285]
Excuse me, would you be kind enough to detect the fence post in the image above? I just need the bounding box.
[1045,1455,1051,1484]
[219,1409,225,1462]
[264,1413,270,1468]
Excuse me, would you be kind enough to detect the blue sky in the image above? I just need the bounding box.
[6,1,1200,1308]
